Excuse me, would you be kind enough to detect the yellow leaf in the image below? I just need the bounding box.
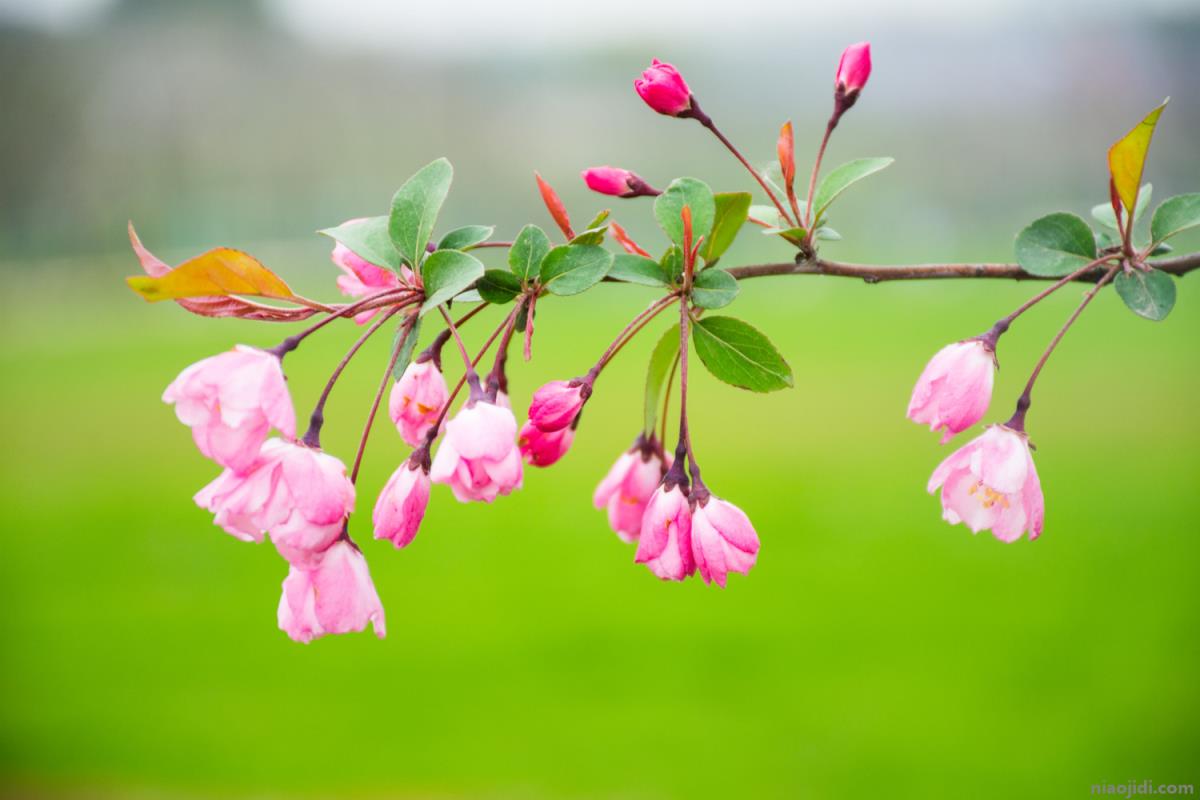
[126,248,295,302]
[1107,99,1168,213]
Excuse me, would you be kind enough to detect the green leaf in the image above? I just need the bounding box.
[509,224,551,282]
[762,226,806,245]
[702,192,752,264]
[569,226,608,246]
[690,268,739,309]
[438,225,494,251]
[539,244,613,296]
[1150,193,1200,245]
[748,205,782,228]
[691,316,793,393]
[584,209,610,229]
[811,157,893,225]
[319,216,403,272]
[609,254,669,287]
[814,226,842,241]
[1108,100,1167,213]
[654,177,715,247]
[476,269,523,304]
[1114,268,1176,321]
[420,249,484,315]
[1014,213,1097,277]
[1091,184,1151,230]
[389,157,453,267]
[644,325,680,435]
[661,246,684,284]
[391,317,422,380]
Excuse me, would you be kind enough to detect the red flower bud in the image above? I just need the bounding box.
[634,59,692,118]
[581,166,659,198]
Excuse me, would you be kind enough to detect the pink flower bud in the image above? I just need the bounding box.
[518,420,575,467]
[635,483,694,580]
[907,340,995,444]
[194,438,355,563]
[634,59,692,118]
[389,360,450,447]
[278,540,386,643]
[581,167,658,198]
[163,346,295,474]
[593,439,669,543]
[927,425,1045,543]
[429,399,523,503]
[528,380,589,432]
[690,496,760,587]
[835,42,872,97]
[330,218,408,324]
[372,459,431,549]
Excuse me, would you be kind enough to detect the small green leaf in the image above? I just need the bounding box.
[509,224,551,282]
[748,205,782,228]
[811,157,893,225]
[1091,184,1151,230]
[691,316,793,393]
[319,216,403,272]
[1114,268,1176,321]
[762,226,806,245]
[391,317,422,380]
[702,192,752,264]
[644,325,680,435]
[584,209,610,229]
[654,177,715,247]
[814,226,841,241]
[609,254,669,287]
[390,157,454,267]
[1014,213,1097,277]
[569,226,608,246]
[690,268,739,309]
[420,249,484,315]
[661,246,684,284]
[1150,193,1200,245]
[476,269,523,304]
[454,289,483,303]
[539,244,613,296]
[438,225,494,251]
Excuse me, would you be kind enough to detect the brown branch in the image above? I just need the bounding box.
[725,252,1200,283]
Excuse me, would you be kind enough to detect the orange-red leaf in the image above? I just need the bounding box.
[1108,99,1168,213]
[534,172,574,239]
[777,121,796,188]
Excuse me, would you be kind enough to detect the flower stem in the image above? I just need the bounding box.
[593,293,681,374]
[349,312,418,484]
[438,305,479,387]
[997,255,1119,328]
[270,289,416,358]
[692,106,797,228]
[802,118,836,237]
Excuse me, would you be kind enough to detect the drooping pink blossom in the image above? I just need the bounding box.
[691,496,760,587]
[634,59,692,117]
[528,380,589,432]
[835,42,872,96]
[163,346,294,474]
[635,483,694,580]
[593,440,669,543]
[389,360,449,447]
[194,438,355,562]
[927,425,1045,543]
[907,339,996,444]
[329,218,411,324]
[373,458,431,549]
[518,420,575,467]
[278,540,386,643]
[581,167,658,198]
[429,399,523,503]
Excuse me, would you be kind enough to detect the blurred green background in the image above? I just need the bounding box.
[2,1,1198,798]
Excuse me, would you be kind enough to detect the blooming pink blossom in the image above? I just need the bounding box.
[907,340,996,444]
[835,42,872,96]
[691,496,760,587]
[528,380,589,432]
[163,346,294,474]
[373,459,430,549]
[389,360,449,446]
[194,438,355,562]
[635,483,694,580]
[329,218,410,324]
[581,167,656,198]
[518,420,575,467]
[429,399,523,503]
[927,425,1045,543]
[278,540,386,643]
[634,59,692,117]
[593,442,669,542]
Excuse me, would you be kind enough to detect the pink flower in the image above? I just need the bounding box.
[389,360,449,447]
[518,420,575,467]
[278,540,386,643]
[635,483,694,580]
[330,218,409,324]
[593,440,669,543]
[429,399,523,503]
[194,438,355,563]
[634,59,692,117]
[927,425,1045,543]
[528,379,589,432]
[373,458,430,549]
[835,42,872,96]
[907,340,996,444]
[581,167,658,198]
[691,496,760,587]
[163,346,294,474]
